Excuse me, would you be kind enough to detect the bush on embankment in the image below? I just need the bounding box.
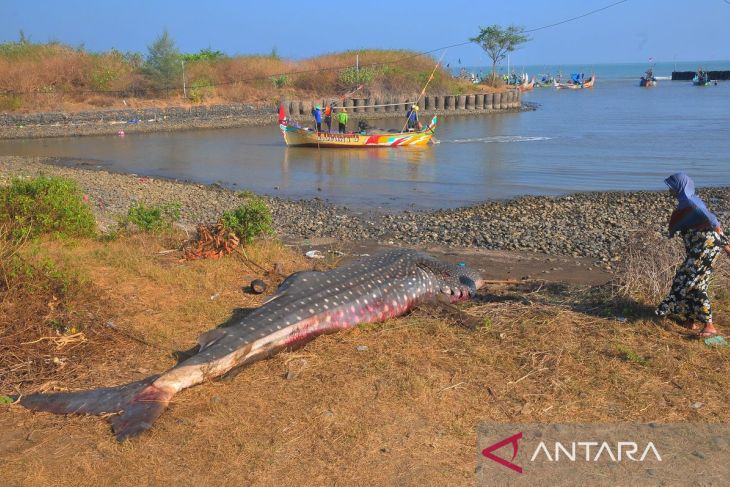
[0,35,485,112]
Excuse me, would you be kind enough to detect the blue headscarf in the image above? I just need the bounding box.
[664,172,719,235]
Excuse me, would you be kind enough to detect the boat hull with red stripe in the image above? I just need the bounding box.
[279,117,437,147]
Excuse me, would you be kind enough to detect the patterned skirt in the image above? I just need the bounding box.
[656,230,728,324]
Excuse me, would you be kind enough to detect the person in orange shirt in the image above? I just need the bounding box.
[323,103,334,132]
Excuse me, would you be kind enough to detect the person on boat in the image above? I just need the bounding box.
[406,104,419,131]
[337,108,348,134]
[311,105,323,132]
[323,103,334,132]
[656,172,730,338]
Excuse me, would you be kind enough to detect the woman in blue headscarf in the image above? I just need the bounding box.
[656,172,730,337]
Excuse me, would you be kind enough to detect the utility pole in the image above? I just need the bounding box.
[181,59,187,98]
[356,54,359,73]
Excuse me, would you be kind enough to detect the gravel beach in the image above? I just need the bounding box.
[2,156,729,265]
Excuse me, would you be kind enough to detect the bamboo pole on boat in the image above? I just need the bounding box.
[401,49,447,133]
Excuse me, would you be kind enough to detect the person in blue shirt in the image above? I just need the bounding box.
[406,104,419,131]
[311,105,322,132]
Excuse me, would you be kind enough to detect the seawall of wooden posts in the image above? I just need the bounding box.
[0,90,523,139]
[282,90,522,118]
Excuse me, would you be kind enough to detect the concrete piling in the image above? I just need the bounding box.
[445,95,455,110]
[286,90,522,118]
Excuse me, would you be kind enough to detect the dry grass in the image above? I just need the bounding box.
[1,235,729,486]
[1,44,492,112]
[614,231,730,308]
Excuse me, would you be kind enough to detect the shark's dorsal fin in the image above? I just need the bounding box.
[197,328,227,350]
[276,271,322,293]
[258,271,324,306]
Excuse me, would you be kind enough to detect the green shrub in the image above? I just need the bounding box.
[88,50,132,91]
[188,79,214,103]
[181,48,226,62]
[338,66,376,88]
[271,74,289,89]
[221,196,273,244]
[0,176,96,239]
[123,201,181,233]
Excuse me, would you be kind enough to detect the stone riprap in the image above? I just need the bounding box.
[3,156,727,266]
[0,91,523,139]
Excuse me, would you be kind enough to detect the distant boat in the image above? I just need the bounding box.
[639,67,657,87]
[555,73,595,90]
[693,70,712,86]
[505,72,530,88]
[519,78,535,92]
[535,73,555,87]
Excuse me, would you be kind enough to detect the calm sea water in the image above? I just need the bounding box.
[1,61,728,210]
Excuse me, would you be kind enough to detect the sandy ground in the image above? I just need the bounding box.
[295,237,611,286]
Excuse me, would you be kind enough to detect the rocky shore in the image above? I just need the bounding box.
[2,156,729,265]
[0,105,279,139]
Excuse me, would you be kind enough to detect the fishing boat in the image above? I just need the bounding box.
[535,73,555,87]
[519,78,535,92]
[639,67,657,87]
[279,50,445,148]
[279,113,438,148]
[555,73,595,90]
[693,70,712,86]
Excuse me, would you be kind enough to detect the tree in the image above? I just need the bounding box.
[470,25,530,84]
[143,30,181,91]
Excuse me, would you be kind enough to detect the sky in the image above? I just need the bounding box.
[3,0,730,66]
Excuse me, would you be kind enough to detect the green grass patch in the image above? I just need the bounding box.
[616,345,649,367]
[121,201,181,233]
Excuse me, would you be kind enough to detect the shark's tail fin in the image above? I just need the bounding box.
[18,375,175,441]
